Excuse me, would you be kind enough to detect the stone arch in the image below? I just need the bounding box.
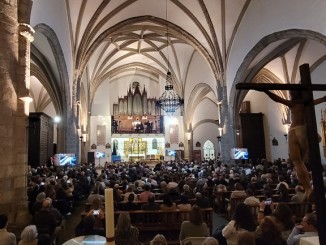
[32,23,73,153]
[75,16,221,101]
[229,29,326,138]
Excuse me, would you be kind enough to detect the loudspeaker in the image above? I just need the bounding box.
[160,115,164,133]
[88,152,95,164]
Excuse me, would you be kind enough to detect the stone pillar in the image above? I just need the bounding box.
[184,123,193,161]
[0,0,33,227]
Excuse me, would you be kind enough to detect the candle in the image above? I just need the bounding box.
[105,188,115,244]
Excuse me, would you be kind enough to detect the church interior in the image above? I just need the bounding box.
[2,0,326,244]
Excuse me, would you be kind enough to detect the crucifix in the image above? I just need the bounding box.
[236,63,326,244]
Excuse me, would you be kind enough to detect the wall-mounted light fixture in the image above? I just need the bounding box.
[186,132,191,141]
[217,136,222,142]
[284,134,288,142]
[82,134,87,143]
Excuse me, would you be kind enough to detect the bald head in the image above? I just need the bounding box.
[42,198,52,209]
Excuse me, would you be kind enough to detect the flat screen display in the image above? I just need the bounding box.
[53,153,77,166]
[95,152,105,159]
[166,150,176,156]
[230,148,249,160]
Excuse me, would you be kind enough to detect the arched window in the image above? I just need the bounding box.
[152,138,158,149]
[203,140,215,160]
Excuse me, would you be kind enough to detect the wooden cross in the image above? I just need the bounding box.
[236,63,326,244]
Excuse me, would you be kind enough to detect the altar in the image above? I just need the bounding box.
[111,135,165,162]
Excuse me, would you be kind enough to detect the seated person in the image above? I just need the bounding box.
[87,183,105,203]
[287,213,318,245]
[243,188,260,205]
[150,234,167,245]
[75,215,105,237]
[291,185,306,203]
[85,198,105,230]
[160,194,177,210]
[177,195,191,211]
[115,212,141,245]
[138,184,153,202]
[142,194,160,210]
[0,214,16,245]
[18,225,51,245]
[123,186,138,202]
[179,205,209,241]
[194,192,211,208]
[121,193,139,211]
[181,184,195,199]
[230,183,247,198]
[33,198,64,239]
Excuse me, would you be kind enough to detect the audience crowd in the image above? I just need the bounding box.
[0,157,322,244]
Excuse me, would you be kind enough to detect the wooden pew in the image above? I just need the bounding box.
[114,208,214,243]
[247,202,313,224]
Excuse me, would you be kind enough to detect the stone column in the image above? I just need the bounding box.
[0,0,33,227]
[184,123,193,161]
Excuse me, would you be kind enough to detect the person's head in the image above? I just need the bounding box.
[202,237,219,245]
[20,225,38,242]
[246,189,255,197]
[91,197,102,210]
[36,192,46,203]
[295,185,304,193]
[195,192,203,200]
[180,195,189,204]
[162,194,173,207]
[82,215,95,235]
[42,198,52,209]
[273,203,294,229]
[144,184,151,191]
[257,216,282,241]
[234,182,243,190]
[147,193,156,203]
[301,213,317,232]
[233,203,256,231]
[237,231,256,245]
[116,212,132,236]
[150,234,167,245]
[189,205,203,226]
[0,214,8,229]
[128,193,135,202]
[183,184,190,192]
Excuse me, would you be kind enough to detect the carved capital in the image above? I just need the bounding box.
[19,23,34,42]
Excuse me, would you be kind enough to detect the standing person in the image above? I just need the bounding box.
[222,203,257,245]
[255,89,326,199]
[115,212,141,245]
[179,205,209,241]
[0,214,16,245]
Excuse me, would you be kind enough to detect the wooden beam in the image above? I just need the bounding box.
[236,82,326,91]
[300,64,326,245]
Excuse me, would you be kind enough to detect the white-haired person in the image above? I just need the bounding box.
[18,225,38,245]
[150,234,167,245]
[18,225,51,245]
[203,237,219,245]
